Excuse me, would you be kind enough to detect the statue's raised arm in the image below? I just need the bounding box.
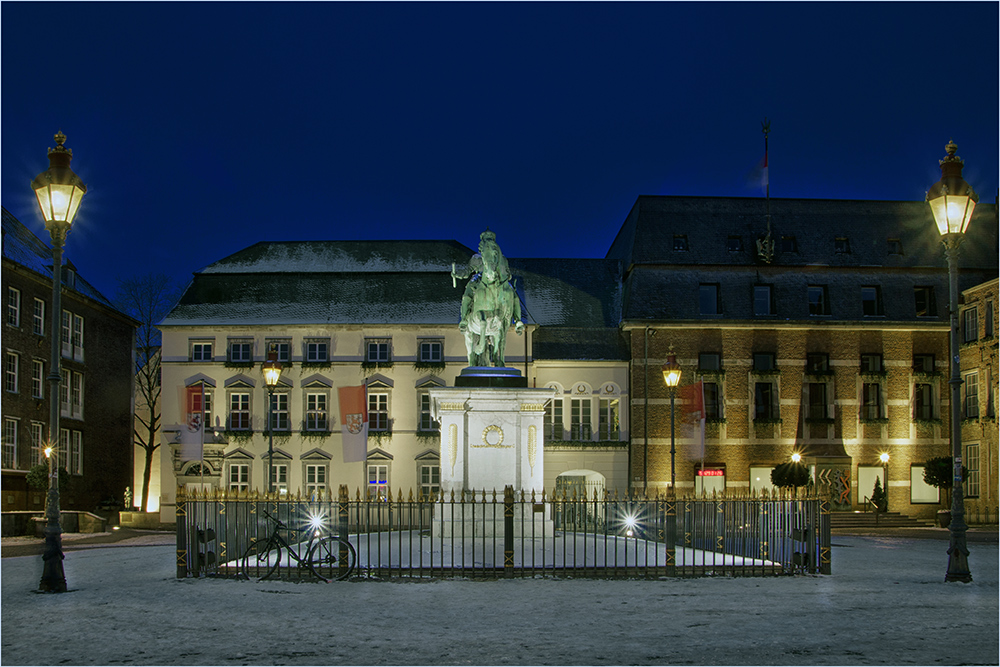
[453,230,524,367]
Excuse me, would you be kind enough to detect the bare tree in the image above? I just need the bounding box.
[114,274,183,513]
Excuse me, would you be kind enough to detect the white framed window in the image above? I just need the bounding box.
[964,443,980,498]
[191,341,213,361]
[753,284,774,316]
[31,360,44,398]
[60,369,71,416]
[30,422,45,467]
[366,339,391,363]
[861,382,884,420]
[7,287,21,327]
[418,392,437,431]
[2,418,18,469]
[367,464,389,500]
[704,381,722,420]
[754,381,778,420]
[228,463,250,492]
[305,464,328,498]
[305,339,329,363]
[914,383,935,420]
[861,286,883,316]
[962,307,978,343]
[598,398,619,440]
[570,398,592,440]
[419,464,440,500]
[58,428,69,468]
[70,431,83,475]
[269,392,290,431]
[265,339,291,363]
[369,392,389,431]
[72,314,84,362]
[5,352,19,393]
[229,392,251,430]
[270,463,288,496]
[545,398,564,441]
[963,372,979,419]
[61,310,72,358]
[71,371,83,418]
[228,340,253,363]
[305,392,329,431]
[419,340,443,363]
[910,465,939,504]
[32,298,45,335]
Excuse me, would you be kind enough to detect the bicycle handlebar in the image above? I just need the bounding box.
[262,510,286,528]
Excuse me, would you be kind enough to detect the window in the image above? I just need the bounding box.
[31,360,44,398]
[698,353,721,372]
[986,300,995,338]
[727,236,742,252]
[780,236,797,253]
[70,431,82,475]
[200,390,214,430]
[58,429,69,468]
[420,464,440,500]
[32,298,45,335]
[305,393,329,431]
[228,340,253,363]
[545,398,563,441]
[910,466,939,503]
[807,383,828,420]
[753,285,774,316]
[571,398,592,440]
[268,393,289,431]
[914,287,936,317]
[2,418,17,469]
[962,307,978,343]
[964,443,980,498]
[808,285,830,316]
[366,339,390,363]
[305,339,329,363]
[228,463,250,492]
[699,284,720,315]
[305,464,327,498]
[368,392,389,431]
[191,341,213,361]
[887,238,903,255]
[265,339,291,363]
[60,369,70,415]
[61,311,72,357]
[6,287,20,327]
[861,287,883,316]
[754,382,776,420]
[70,371,83,418]
[673,235,688,251]
[418,393,437,431]
[420,340,443,363]
[753,352,775,372]
[861,383,883,420]
[913,354,935,373]
[30,422,44,467]
[860,354,883,373]
[229,392,251,430]
[367,464,388,500]
[71,314,84,362]
[914,383,934,420]
[5,352,19,393]
[270,464,288,496]
[704,382,721,420]
[598,399,619,440]
[834,237,850,254]
[806,353,829,373]
[963,372,979,419]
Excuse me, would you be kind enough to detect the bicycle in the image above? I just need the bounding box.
[240,510,356,582]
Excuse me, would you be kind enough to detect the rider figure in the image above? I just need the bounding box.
[452,230,523,334]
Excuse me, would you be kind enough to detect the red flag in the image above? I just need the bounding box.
[178,384,205,462]
[338,385,368,463]
[679,380,706,460]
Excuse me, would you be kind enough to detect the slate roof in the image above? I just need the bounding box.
[1,207,115,308]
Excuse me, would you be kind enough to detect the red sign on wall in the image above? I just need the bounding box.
[697,469,724,477]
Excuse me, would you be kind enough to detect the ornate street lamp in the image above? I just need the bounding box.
[31,131,87,593]
[926,139,977,583]
[879,452,890,512]
[661,348,682,492]
[262,348,283,494]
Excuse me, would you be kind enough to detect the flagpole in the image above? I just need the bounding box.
[199,384,205,492]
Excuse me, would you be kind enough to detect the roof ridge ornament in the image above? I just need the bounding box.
[756,118,774,264]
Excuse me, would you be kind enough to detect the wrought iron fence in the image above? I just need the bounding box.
[176,485,831,581]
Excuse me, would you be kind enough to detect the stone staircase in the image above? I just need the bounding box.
[830,510,935,530]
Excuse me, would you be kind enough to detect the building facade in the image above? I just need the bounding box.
[2,208,137,512]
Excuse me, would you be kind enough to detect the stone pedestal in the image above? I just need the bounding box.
[429,378,555,538]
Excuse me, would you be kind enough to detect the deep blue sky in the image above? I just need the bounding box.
[3,2,997,299]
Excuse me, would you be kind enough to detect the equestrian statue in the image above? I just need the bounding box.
[451,230,524,367]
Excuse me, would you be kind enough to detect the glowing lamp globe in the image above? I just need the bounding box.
[262,353,282,388]
[31,131,87,234]
[926,140,978,236]
[662,353,682,388]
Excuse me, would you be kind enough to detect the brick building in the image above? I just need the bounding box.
[2,208,137,512]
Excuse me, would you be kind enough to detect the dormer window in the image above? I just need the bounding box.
[835,237,850,254]
[888,238,903,255]
[727,236,743,252]
[781,236,797,253]
[673,235,688,251]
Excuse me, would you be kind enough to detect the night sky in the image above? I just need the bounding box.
[2,2,997,300]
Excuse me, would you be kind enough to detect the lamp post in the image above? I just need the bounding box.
[262,348,283,494]
[31,131,87,593]
[879,452,890,512]
[662,349,682,492]
[926,139,977,583]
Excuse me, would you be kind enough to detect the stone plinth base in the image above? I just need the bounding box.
[454,366,528,388]
[432,502,554,539]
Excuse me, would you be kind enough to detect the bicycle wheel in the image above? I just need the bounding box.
[241,541,282,581]
[308,537,357,581]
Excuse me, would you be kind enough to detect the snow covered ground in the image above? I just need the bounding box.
[2,533,997,666]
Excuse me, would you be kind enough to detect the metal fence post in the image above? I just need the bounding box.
[175,486,188,579]
[504,485,514,578]
[819,495,832,575]
[664,490,676,577]
[339,484,350,579]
